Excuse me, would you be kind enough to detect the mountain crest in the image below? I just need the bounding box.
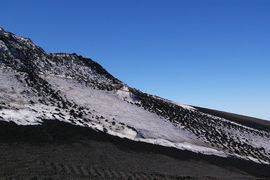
[0,28,270,167]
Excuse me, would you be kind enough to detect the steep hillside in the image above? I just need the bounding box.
[0,27,269,179]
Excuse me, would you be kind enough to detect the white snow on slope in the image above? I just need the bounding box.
[39,75,229,157]
[1,28,270,165]
[43,75,199,143]
[42,75,270,164]
[0,69,226,158]
[175,103,196,111]
[0,66,34,103]
[115,85,139,104]
[153,96,196,111]
[0,66,269,164]
[0,108,40,125]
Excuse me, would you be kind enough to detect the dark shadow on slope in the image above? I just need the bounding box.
[0,120,269,178]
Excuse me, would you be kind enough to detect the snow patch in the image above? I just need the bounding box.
[0,108,41,125]
[115,85,139,103]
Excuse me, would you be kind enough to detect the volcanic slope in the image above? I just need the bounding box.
[0,28,269,179]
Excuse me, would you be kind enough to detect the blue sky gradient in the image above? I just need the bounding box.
[1,0,270,120]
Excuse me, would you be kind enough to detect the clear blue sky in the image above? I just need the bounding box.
[1,0,270,120]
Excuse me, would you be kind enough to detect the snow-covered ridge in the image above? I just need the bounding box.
[152,95,196,111]
[0,28,270,165]
[0,28,40,51]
